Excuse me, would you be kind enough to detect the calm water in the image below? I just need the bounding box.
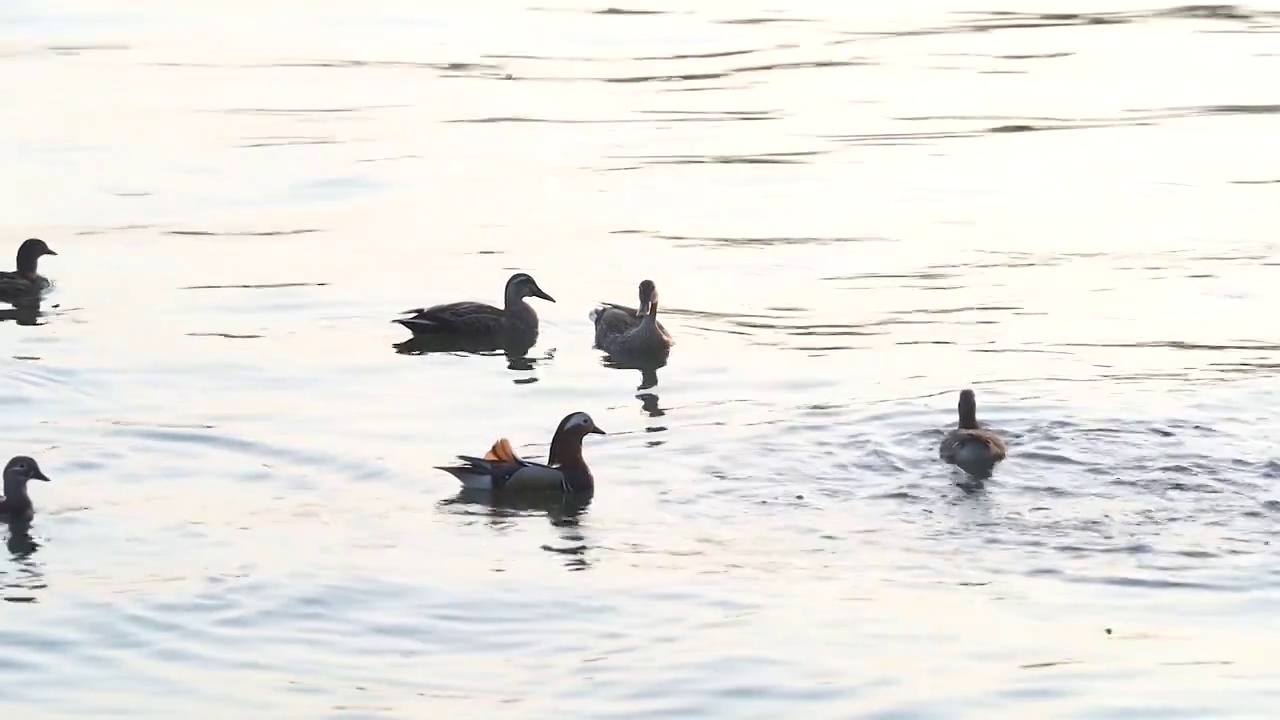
[3,1,1280,717]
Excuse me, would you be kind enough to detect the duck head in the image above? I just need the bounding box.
[3,455,49,496]
[505,272,555,304]
[957,389,979,429]
[637,279,658,316]
[547,411,606,465]
[16,238,57,279]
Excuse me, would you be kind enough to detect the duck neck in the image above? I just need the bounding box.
[548,435,594,491]
[643,301,659,323]
[504,287,537,324]
[2,477,30,506]
[549,434,584,467]
[503,281,527,309]
[958,406,979,430]
[638,301,660,331]
[15,247,39,280]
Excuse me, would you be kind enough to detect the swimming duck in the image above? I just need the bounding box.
[394,272,555,343]
[0,238,57,305]
[589,279,673,359]
[436,411,606,493]
[0,456,51,521]
[938,389,1007,479]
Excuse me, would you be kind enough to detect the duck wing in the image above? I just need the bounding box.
[590,303,639,347]
[589,301,671,335]
[595,306,673,357]
[396,301,506,335]
[597,302,639,317]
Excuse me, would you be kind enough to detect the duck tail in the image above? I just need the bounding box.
[435,463,491,489]
[395,317,444,334]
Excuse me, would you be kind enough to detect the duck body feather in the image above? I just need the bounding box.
[394,272,553,343]
[396,300,537,340]
[594,310,672,360]
[589,303,669,344]
[0,495,34,522]
[0,273,49,307]
[436,438,590,493]
[939,428,1007,478]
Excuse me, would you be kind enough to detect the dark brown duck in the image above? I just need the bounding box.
[938,389,1007,479]
[590,279,673,359]
[0,456,51,521]
[0,238,58,305]
[394,272,554,343]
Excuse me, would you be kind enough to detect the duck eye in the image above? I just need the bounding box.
[14,464,25,471]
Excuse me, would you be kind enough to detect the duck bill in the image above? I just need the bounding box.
[43,249,58,256]
[531,286,555,302]
[32,468,49,482]
[637,299,652,316]
[588,425,606,435]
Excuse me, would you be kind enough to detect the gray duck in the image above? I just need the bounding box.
[0,456,51,521]
[0,238,57,306]
[394,272,554,343]
[589,279,673,359]
[436,411,606,494]
[938,389,1007,479]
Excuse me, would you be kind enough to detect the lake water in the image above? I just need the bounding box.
[2,1,1280,717]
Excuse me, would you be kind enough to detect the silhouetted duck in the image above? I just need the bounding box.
[436,411,606,493]
[0,456,51,521]
[394,272,555,343]
[939,389,1007,479]
[0,238,57,305]
[589,279,673,359]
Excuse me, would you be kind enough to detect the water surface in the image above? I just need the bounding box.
[2,1,1280,718]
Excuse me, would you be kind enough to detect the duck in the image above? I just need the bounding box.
[0,238,58,306]
[394,272,555,343]
[0,456,51,521]
[436,411,606,494]
[589,279,673,359]
[938,388,1007,479]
